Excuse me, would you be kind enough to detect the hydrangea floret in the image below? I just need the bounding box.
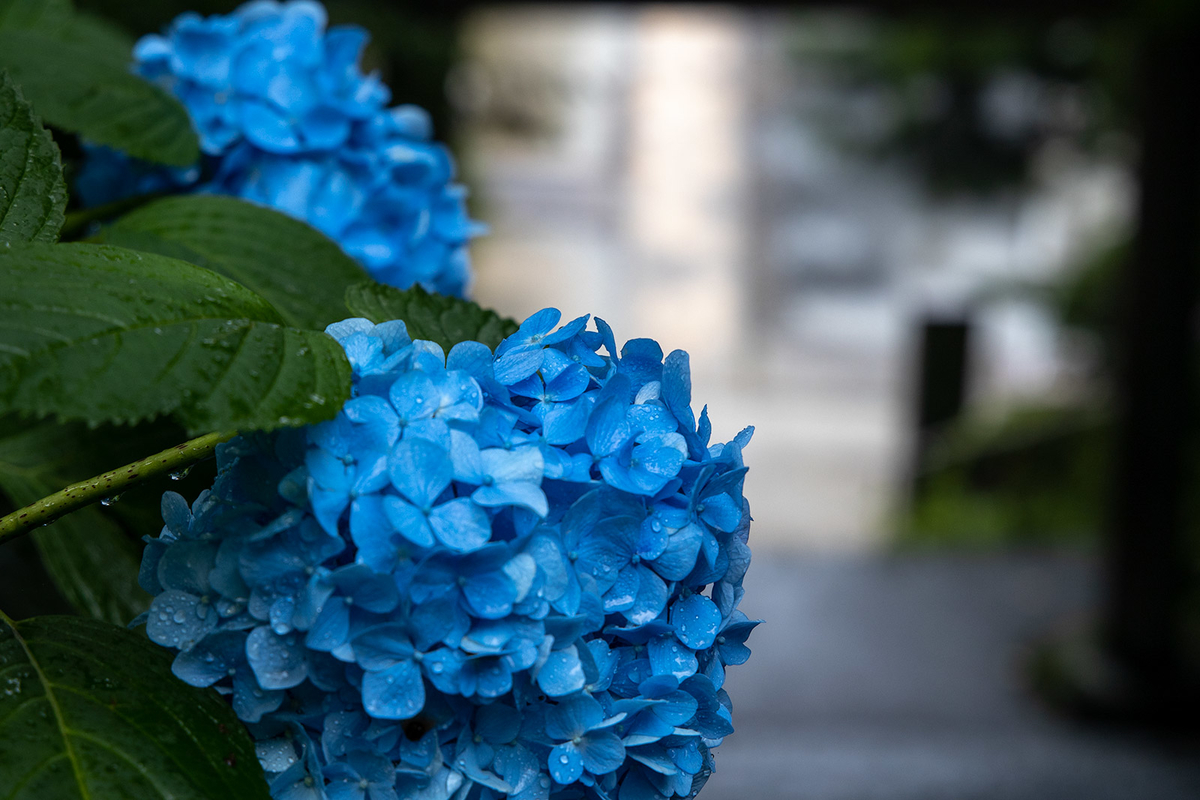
[77,0,481,296]
[137,308,759,800]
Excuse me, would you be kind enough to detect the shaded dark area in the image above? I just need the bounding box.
[1100,19,1200,723]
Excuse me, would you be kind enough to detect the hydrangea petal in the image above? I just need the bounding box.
[147,590,218,651]
[577,731,625,775]
[247,626,309,690]
[362,659,425,719]
[547,744,583,785]
[671,595,722,650]
[428,498,490,552]
[461,570,515,620]
[537,646,586,697]
[382,496,436,549]
[388,437,452,509]
[472,482,548,517]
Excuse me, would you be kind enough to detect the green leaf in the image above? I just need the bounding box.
[0,613,269,800]
[55,13,138,69]
[0,242,351,433]
[0,71,67,245]
[0,29,199,166]
[345,281,520,352]
[103,195,366,330]
[0,0,132,62]
[0,415,169,624]
[0,0,71,30]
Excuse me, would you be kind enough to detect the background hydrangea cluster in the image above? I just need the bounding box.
[78,0,481,296]
[138,308,758,800]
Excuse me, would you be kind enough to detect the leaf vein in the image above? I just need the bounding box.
[65,729,174,800]
[2,752,68,800]
[4,621,91,799]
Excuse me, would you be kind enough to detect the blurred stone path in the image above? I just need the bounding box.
[704,553,1200,800]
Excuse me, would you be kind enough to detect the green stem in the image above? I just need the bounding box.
[0,430,234,545]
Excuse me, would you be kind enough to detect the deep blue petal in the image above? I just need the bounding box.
[147,590,218,651]
[651,524,703,582]
[461,570,515,620]
[246,625,308,689]
[171,630,243,686]
[670,595,722,650]
[547,743,583,785]
[362,659,425,719]
[475,703,522,744]
[545,693,604,740]
[577,730,625,774]
[647,635,698,682]
[536,645,586,697]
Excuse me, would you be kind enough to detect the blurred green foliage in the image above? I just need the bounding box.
[901,407,1111,548]
[901,237,1128,549]
[792,13,1135,194]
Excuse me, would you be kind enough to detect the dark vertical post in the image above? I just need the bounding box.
[916,319,971,433]
[1103,17,1200,713]
[911,318,971,497]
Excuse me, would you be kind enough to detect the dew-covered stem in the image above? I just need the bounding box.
[0,430,235,545]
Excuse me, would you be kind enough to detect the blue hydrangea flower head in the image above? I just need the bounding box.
[137,308,760,799]
[77,0,481,297]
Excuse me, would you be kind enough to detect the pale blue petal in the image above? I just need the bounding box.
[625,566,667,626]
[585,396,631,458]
[480,446,543,483]
[449,429,483,483]
[472,482,548,517]
[428,498,490,552]
[382,496,435,548]
[388,438,452,509]
[171,630,242,686]
[537,645,586,697]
